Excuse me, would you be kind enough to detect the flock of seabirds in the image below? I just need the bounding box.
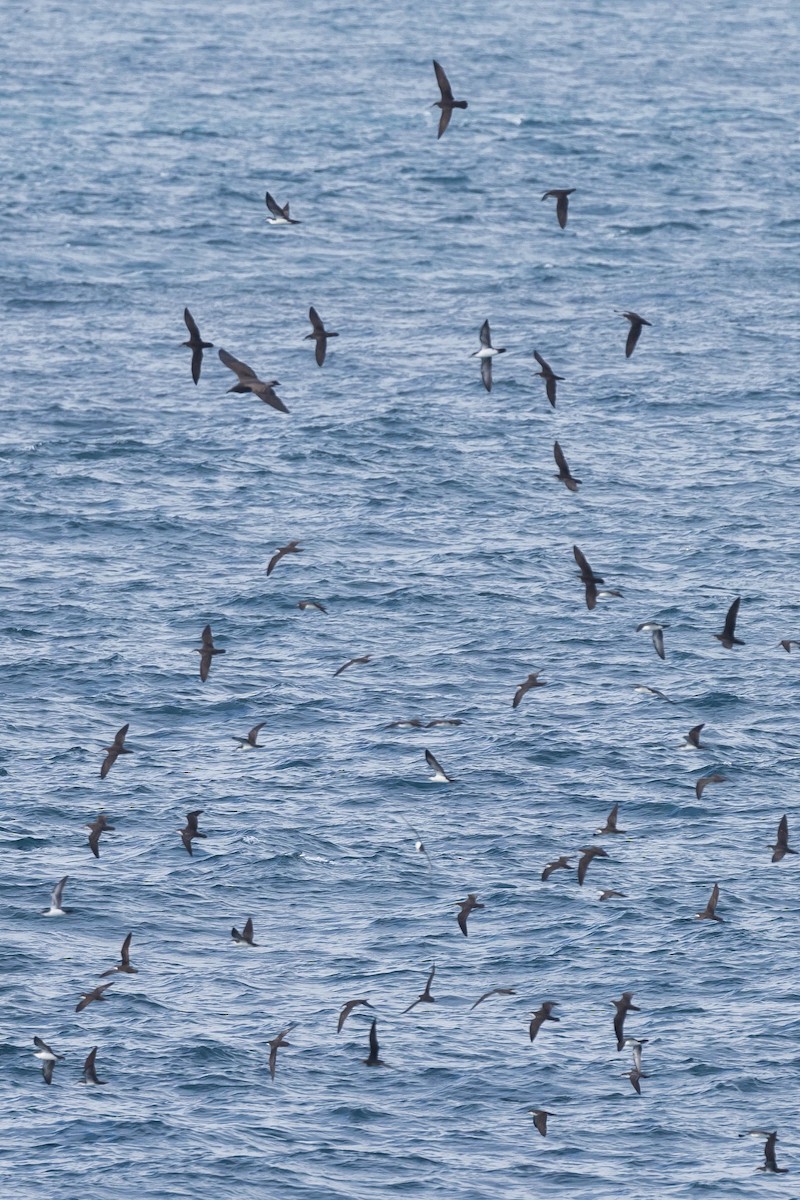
[26,59,794,1179]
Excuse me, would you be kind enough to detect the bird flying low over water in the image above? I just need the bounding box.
[43,875,69,917]
[512,671,546,708]
[596,804,624,835]
[403,965,436,1014]
[612,992,640,1051]
[267,541,302,576]
[541,856,571,882]
[268,1024,296,1079]
[541,188,575,229]
[265,191,300,224]
[364,1018,384,1066]
[533,350,563,408]
[682,723,705,750]
[399,818,433,868]
[76,982,113,1013]
[621,311,651,357]
[432,60,467,139]
[573,545,616,610]
[218,348,288,413]
[471,320,505,392]
[425,748,453,782]
[33,1037,64,1084]
[696,882,723,922]
[456,893,484,936]
[304,307,338,366]
[577,846,608,886]
[714,596,744,648]
[695,772,727,799]
[231,917,257,945]
[100,932,137,976]
[338,998,373,1033]
[196,624,225,682]
[298,600,327,613]
[232,722,266,749]
[470,987,516,1011]
[334,654,371,677]
[529,1002,559,1041]
[100,723,131,780]
[779,639,800,652]
[553,441,581,492]
[529,1109,553,1137]
[86,813,115,859]
[739,1130,788,1174]
[180,810,206,855]
[182,308,213,384]
[636,621,668,660]
[81,1047,107,1085]
[771,815,795,863]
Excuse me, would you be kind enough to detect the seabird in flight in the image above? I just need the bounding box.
[623,1067,645,1094]
[298,600,327,613]
[268,1024,296,1079]
[599,889,626,901]
[425,748,453,782]
[470,987,516,1011]
[612,992,640,1051]
[399,818,433,868]
[100,723,131,780]
[553,441,581,492]
[714,597,744,648]
[337,998,373,1033]
[231,917,257,945]
[533,350,564,408]
[364,1018,384,1066]
[33,1037,64,1084]
[81,1047,107,1085]
[432,60,468,139]
[771,815,795,863]
[739,1131,788,1174]
[512,671,546,708]
[43,875,69,917]
[182,308,213,384]
[180,810,206,855]
[471,320,506,393]
[76,982,113,1013]
[779,640,800,653]
[456,893,484,936]
[86,813,115,859]
[232,722,266,749]
[529,1002,559,1042]
[621,311,651,358]
[541,188,575,229]
[196,624,225,683]
[265,191,300,225]
[577,846,608,886]
[573,545,608,610]
[218,347,288,412]
[304,307,338,366]
[334,654,371,677]
[529,1109,554,1137]
[403,965,436,1014]
[695,772,727,799]
[541,856,572,882]
[682,723,705,750]
[267,541,302,576]
[596,804,625,835]
[100,932,137,976]
[636,621,668,660]
[696,882,723,922]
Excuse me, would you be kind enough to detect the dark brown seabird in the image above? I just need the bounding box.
[267,541,302,576]
[232,917,257,945]
[456,893,484,936]
[182,308,213,384]
[714,596,744,648]
[403,965,436,1014]
[218,347,288,413]
[636,621,668,660]
[268,1025,295,1079]
[100,723,131,780]
[425,748,454,782]
[779,640,800,653]
[232,722,266,749]
[432,60,468,139]
[471,987,516,1011]
[739,1130,788,1174]
[101,932,137,976]
[337,998,372,1033]
[265,191,300,225]
[683,723,705,750]
[334,654,371,677]
[43,875,69,917]
[86,813,115,859]
[624,1067,645,1094]
[76,982,113,1013]
[298,600,327,614]
[599,889,626,901]
[771,815,795,863]
[612,992,640,1051]
[196,624,225,683]
[529,1108,554,1137]
[541,188,575,229]
[533,350,564,408]
[553,441,580,492]
[180,809,206,855]
[573,545,610,611]
[364,1018,384,1066]
[471,320,506,392]
[696,882,723,922]
[621,311,651,358]
[81,1046,107,1085]
[512,671,546,709]
[695,772,727,799]
[596,804,625,835]
[304,307,338,366]
[541,856,572,882]
[577,846,608,886]
[529,1002,559,1041]
[33,1037,64,1084]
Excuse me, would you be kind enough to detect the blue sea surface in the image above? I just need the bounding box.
[2,0,800,1196]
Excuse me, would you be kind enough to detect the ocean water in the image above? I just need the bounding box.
[2,0,800,1196]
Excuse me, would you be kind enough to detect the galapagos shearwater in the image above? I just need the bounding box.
[596,804,625,835]
[218,348,288,413]
[337,998,373,1033]
[334,654,371,677]
[298,600,327,613]
[577,846,608,886]
[553,441,581,492]
[470,987,516,1011]
[100,723,131,780]
[180,810,206,855]
[265,191,300,225]
[541,188,575,229]
[533,350,564,408]
[231,917,257,945]
[364,1018,384,1066]
[714,597,744,648]
[81,1046,107,1085]
[541,856,572,882]
[403,965,436,1014]
[471,320,505,392]
[267,541,302,576]
[86,813,115,859]
[695,772,727,799]
[43,875,69,917]
[529,1109,554,1137]
[304,307,338,366]
[100,932,137,976]
[529,1002,559,1041]
[75,982,113,1013]
[621,311,651,358]
[425,748,453,782]
[696,882,723,922]
[182,308,213,384]
[573,545,604,611]
[682,723,705,750]
[196,624,225,683]
[512,671,546,708]
[33,1037,64,1084]
[232,722,266,749]
[268,1025,295,1079]
[636,621,668,660]
[456,893,484,936]
[612,992,640,1051]
[432,60,467,139]
[771,815,795,863]
[739,1130,788,1173]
